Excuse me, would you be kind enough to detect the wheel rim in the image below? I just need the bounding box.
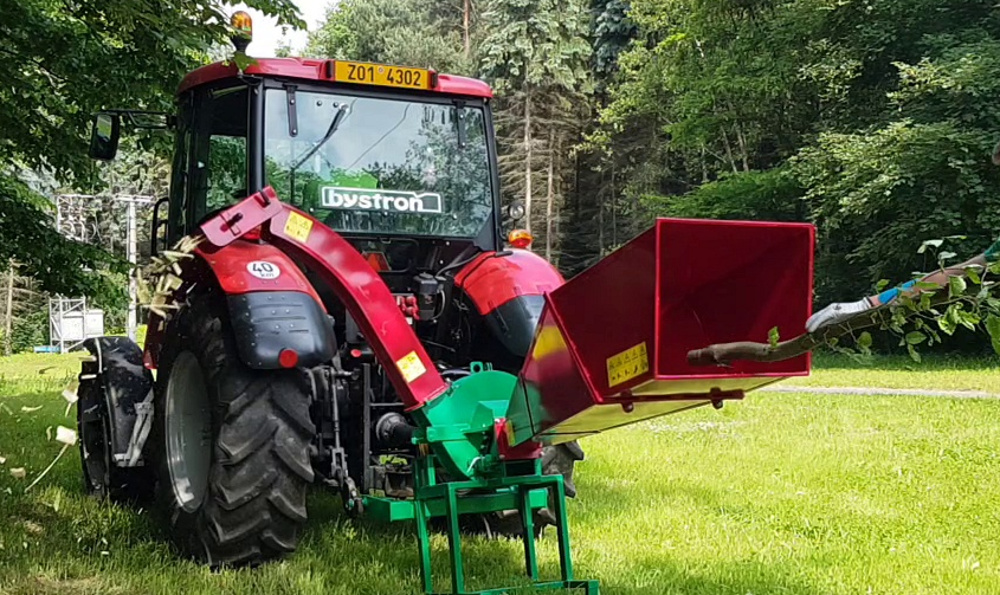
[165,351,212,513]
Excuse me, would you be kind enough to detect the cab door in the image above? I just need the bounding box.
[166,83,251,243]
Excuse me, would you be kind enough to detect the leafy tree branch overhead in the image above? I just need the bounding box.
[0,0,303,300]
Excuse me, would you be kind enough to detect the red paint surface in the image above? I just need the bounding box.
[264,205,448,409]
[508,218,815,445]
[279,349,299,368]
[179,58,493,98]
[454,250,564,314]
[200,187,282,248]
[143,237,322,369]
[193,239,322,303]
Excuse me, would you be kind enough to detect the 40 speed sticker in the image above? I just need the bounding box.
[247,261,281,280]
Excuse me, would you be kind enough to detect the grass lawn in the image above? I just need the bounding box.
[1,352,999,594]
[787,353,1000,393]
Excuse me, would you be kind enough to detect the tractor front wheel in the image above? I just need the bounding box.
[149,298,315,567]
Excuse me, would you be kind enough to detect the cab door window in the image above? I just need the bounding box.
[187,85,249,227]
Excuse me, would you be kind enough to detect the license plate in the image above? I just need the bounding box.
[333,61,431,91]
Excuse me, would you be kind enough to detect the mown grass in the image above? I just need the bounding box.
[789,352,1000,392]
[1,353,999,594]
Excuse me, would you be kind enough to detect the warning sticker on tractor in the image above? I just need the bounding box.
[284,211,314,243]
[607,342,650,387]
[396,351,427,383]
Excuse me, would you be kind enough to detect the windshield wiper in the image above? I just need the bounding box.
[289,103,349,202]
[454,100,467,149]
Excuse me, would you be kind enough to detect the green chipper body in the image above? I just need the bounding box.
[363,218,815,594]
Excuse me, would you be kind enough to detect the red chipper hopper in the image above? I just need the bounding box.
[506,218,815,446]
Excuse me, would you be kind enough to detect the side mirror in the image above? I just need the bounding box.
[88,113,120,161]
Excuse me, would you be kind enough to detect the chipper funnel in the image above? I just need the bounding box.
[506,218,815,447]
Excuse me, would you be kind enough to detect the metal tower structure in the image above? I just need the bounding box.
[51,194,154,352]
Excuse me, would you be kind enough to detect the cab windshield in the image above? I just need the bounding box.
[264,88,494,238]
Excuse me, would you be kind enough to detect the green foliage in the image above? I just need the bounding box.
[479,0,593,96]
[306,0,473,74]
[588,0,1000,355]
[0,178,127,303]
[646,167,803,222]
[795,121,1000,301]
[0,0,302,299]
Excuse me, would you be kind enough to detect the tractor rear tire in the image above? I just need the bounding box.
[149,298,315,567]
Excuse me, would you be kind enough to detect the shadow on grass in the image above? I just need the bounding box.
[302,489,551,593]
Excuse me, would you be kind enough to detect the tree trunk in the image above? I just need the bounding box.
[4,260,13,357]
[611,164,617,248]
[463,0,471,59]
[545,130,556,261]
[598,178,605,257]
[523,92,533,235]
[735,124,750,172]
[720,127,739,173]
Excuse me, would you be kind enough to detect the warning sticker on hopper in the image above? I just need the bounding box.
[607,342,650,387]
[396,351,427,383]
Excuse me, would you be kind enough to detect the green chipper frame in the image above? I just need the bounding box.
[197,192,814,594]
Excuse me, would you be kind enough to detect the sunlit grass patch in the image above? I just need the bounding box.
[1,353,998,594]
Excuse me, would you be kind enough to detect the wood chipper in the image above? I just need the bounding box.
[74,12,815,595]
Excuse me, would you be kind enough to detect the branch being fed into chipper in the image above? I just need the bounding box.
[686,309,883,366]
[687,266,995,366]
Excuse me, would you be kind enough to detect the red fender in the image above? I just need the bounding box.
[454,249,565,314]
[193,239,322,302]
[143,239,323,369]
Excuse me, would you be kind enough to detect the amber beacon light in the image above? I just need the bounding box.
[230,11,253,52]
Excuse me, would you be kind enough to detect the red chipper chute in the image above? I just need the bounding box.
[506,218,815,447]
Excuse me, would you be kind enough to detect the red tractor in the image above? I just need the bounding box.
[77,17,583,567]
[77,14,816,592]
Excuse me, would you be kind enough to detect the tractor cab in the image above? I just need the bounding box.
[92,45,514,295]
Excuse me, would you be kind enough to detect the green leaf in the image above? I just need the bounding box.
[938,251,957,262]
[986,315,1000,356]
[918,239,944,254]
[948,276,967,298]
[938,307,958,335]
[965,266,982,285]
[768,326,780,348]
[875,279,890,292]
[907,343,922,363]
[905,331,926,345]
[857,331,873,354]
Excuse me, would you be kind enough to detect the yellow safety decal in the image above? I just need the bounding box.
[284,212,313,243]
[607,342,649,387]
[396,351,427,383]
